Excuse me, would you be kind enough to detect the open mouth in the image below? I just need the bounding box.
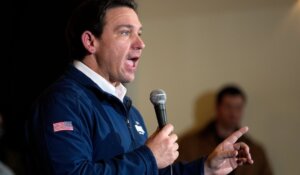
[128,57,139,62]
[126,56,140,68]
[128,56,140,64]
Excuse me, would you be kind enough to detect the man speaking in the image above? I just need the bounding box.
[27,0,253,174]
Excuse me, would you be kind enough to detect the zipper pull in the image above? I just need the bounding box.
[126,119,131,128]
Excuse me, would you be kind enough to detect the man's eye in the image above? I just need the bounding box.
[120,30,130,36]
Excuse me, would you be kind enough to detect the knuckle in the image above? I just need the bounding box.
[168,123,174,128]
[168,124,174,132]
[163,124,174,134]
[173,134,178,140]
[170,133,177,141]
[173,151,179,160]
[174,142,179,150]
[239,141,246,146]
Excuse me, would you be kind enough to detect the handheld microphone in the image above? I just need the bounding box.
[150,89,173,175]
[150,89,167,129]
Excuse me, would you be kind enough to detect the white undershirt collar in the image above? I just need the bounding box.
[73,60,127,102]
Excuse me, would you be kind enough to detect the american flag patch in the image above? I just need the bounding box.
[53,121,74,132]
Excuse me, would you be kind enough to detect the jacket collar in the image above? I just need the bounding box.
[64,64,132,112]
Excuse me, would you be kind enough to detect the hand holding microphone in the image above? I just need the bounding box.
[146,89,179,169]
[146,90,253,174]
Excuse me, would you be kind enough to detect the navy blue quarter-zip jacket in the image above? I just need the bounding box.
[27,65,205,175]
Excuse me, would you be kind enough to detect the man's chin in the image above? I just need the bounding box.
[222,122,239,130]
[228,124,240,130]
[121,76,135,84]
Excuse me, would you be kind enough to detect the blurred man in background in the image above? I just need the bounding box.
[178,85,272,175]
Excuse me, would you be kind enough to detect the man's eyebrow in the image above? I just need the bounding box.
[114,24,143,31]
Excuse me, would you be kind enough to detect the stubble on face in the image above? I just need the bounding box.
[93,7,144,86]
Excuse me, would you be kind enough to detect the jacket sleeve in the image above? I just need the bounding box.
[158,158,205,175]
[29,90,158,175]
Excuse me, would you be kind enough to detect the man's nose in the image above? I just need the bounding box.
[133,35,145,50]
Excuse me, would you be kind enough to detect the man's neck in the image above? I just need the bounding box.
[73,60,127,102]
[82,57,119,87]
[216,122,236,139]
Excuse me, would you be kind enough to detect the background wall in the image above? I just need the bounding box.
[128,0,300,174]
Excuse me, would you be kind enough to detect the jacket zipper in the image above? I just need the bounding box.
[126,115,137,149]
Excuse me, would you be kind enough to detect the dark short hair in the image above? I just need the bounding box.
[66,0,137,61]
[216,85,246,106]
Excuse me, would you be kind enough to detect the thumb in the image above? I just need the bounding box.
[158,124,174,137]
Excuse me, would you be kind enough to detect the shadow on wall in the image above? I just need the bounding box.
[181,90,216,136]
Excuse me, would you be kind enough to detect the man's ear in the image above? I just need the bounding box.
[81,31,98,54]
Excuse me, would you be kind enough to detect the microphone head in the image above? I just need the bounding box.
[150,89,167,105]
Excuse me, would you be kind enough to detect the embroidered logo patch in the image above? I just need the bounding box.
[134,121,145,135]
[53,121,74,132]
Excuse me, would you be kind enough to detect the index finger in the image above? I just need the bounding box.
[224,126,249,144]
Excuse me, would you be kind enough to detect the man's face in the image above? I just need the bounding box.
[94,7,145,85]
[216,95,245,129]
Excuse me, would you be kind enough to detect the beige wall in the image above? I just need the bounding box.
[128,0,300,174]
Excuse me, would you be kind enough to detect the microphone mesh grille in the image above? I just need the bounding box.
[150,89,167,105]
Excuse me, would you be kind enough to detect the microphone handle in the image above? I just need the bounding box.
[154,104,173,175]
[154,104,167,129]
